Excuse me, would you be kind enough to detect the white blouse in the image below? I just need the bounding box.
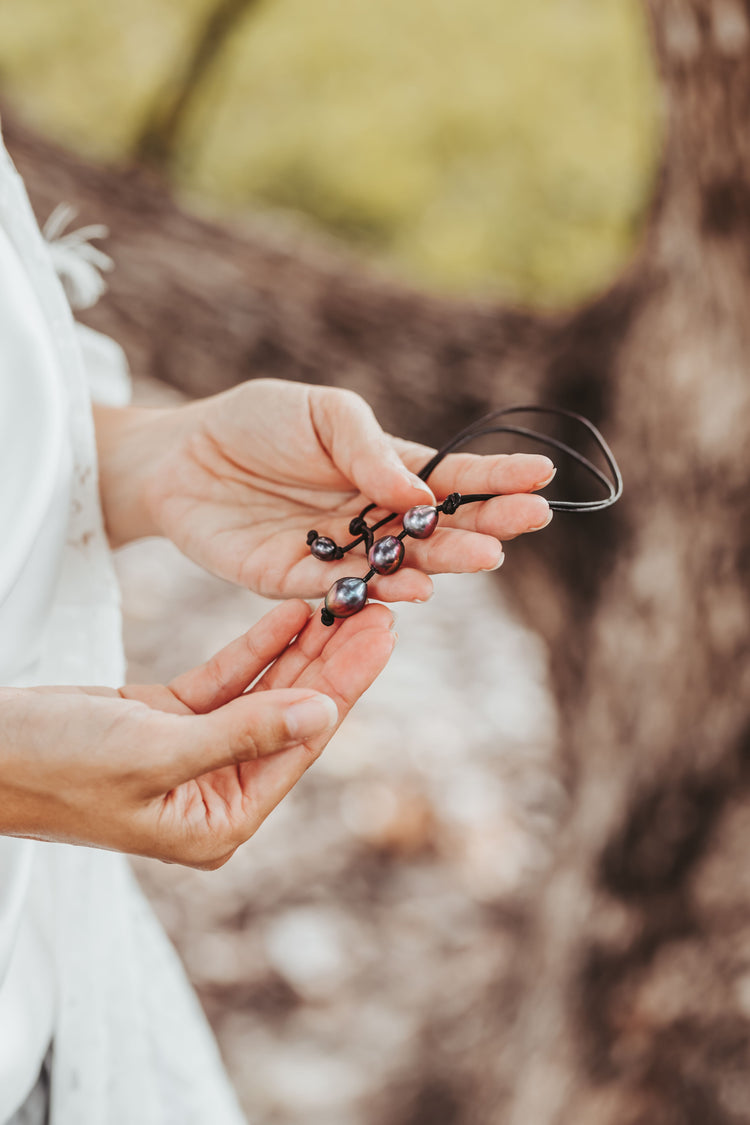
[0,213,72,1119]
[0,130,247,1125]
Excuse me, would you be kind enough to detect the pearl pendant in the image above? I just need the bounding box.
[324,577,368,618]
[403,505,438,539]
[368,535,405,575]
[310,536,338,561]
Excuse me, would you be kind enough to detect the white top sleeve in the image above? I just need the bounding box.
[0,223,73,684]
[0,130,247,1125]
[0,206,71,1123]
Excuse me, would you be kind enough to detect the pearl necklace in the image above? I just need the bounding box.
[306,405,623,625]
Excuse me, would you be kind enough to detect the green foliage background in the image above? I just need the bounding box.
[0,0,660,306]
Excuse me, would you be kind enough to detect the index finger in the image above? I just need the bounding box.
[255,602,395,709]
[169,600,313,713]
[234,608,396,828]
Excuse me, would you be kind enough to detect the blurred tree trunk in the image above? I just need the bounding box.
[4,0,750,1119]
[496,3,750,1122]
[134,0,265,170]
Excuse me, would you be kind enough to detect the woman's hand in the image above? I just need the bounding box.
[0,600,394,868]
[95,379,554,603]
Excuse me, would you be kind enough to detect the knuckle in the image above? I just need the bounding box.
[326,385,359,408]
[177,842,237,871]
[302,742,325,768]
[326,386,370,425]
[240,629,264,671]
[206,658,231,704]
[194,849,235,872]
[215,712,264,768]
[235,722,264,762]
[143,759,180,797]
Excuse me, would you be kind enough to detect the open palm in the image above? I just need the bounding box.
[143,380,554,602]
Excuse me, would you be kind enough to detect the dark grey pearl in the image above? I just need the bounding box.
[310,536,338,561]
[368,535,405,575]
[324,577,368,618]
[402,505,439,539]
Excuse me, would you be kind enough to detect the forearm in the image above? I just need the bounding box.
[0,596,374,866]
[92,403,176,547]
[0,686,114,841]
[0,683,157,853]
[0,688,37,838]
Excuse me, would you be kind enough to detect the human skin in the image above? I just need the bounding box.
[0,600,395,868]
[92,378,555,600]
[1,380,553,867]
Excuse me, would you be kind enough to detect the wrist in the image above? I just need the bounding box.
[93,404,179,546]
[0,688,42,837]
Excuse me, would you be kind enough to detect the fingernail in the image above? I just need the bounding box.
[482,553,505,572]
[399,464,435,503]
[532,508,553,531]
[286,695,339,740]
[534,464,557,489]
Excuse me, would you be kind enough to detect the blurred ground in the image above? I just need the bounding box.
[0,0,659,304]
[120,377,563,1124]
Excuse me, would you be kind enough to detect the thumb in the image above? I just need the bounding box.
[168,689,339,785]
[317,388,436,511]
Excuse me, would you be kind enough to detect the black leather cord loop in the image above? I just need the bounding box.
[308,403,623,623]
[328,404,623,552]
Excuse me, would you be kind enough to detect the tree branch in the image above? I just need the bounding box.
[134,0,266,170]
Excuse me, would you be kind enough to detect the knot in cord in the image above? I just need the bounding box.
[441,492,462,516]
[309,404,623,626]
[306,530,319,546]
[348,516,369,537]
[348,516,374,551]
